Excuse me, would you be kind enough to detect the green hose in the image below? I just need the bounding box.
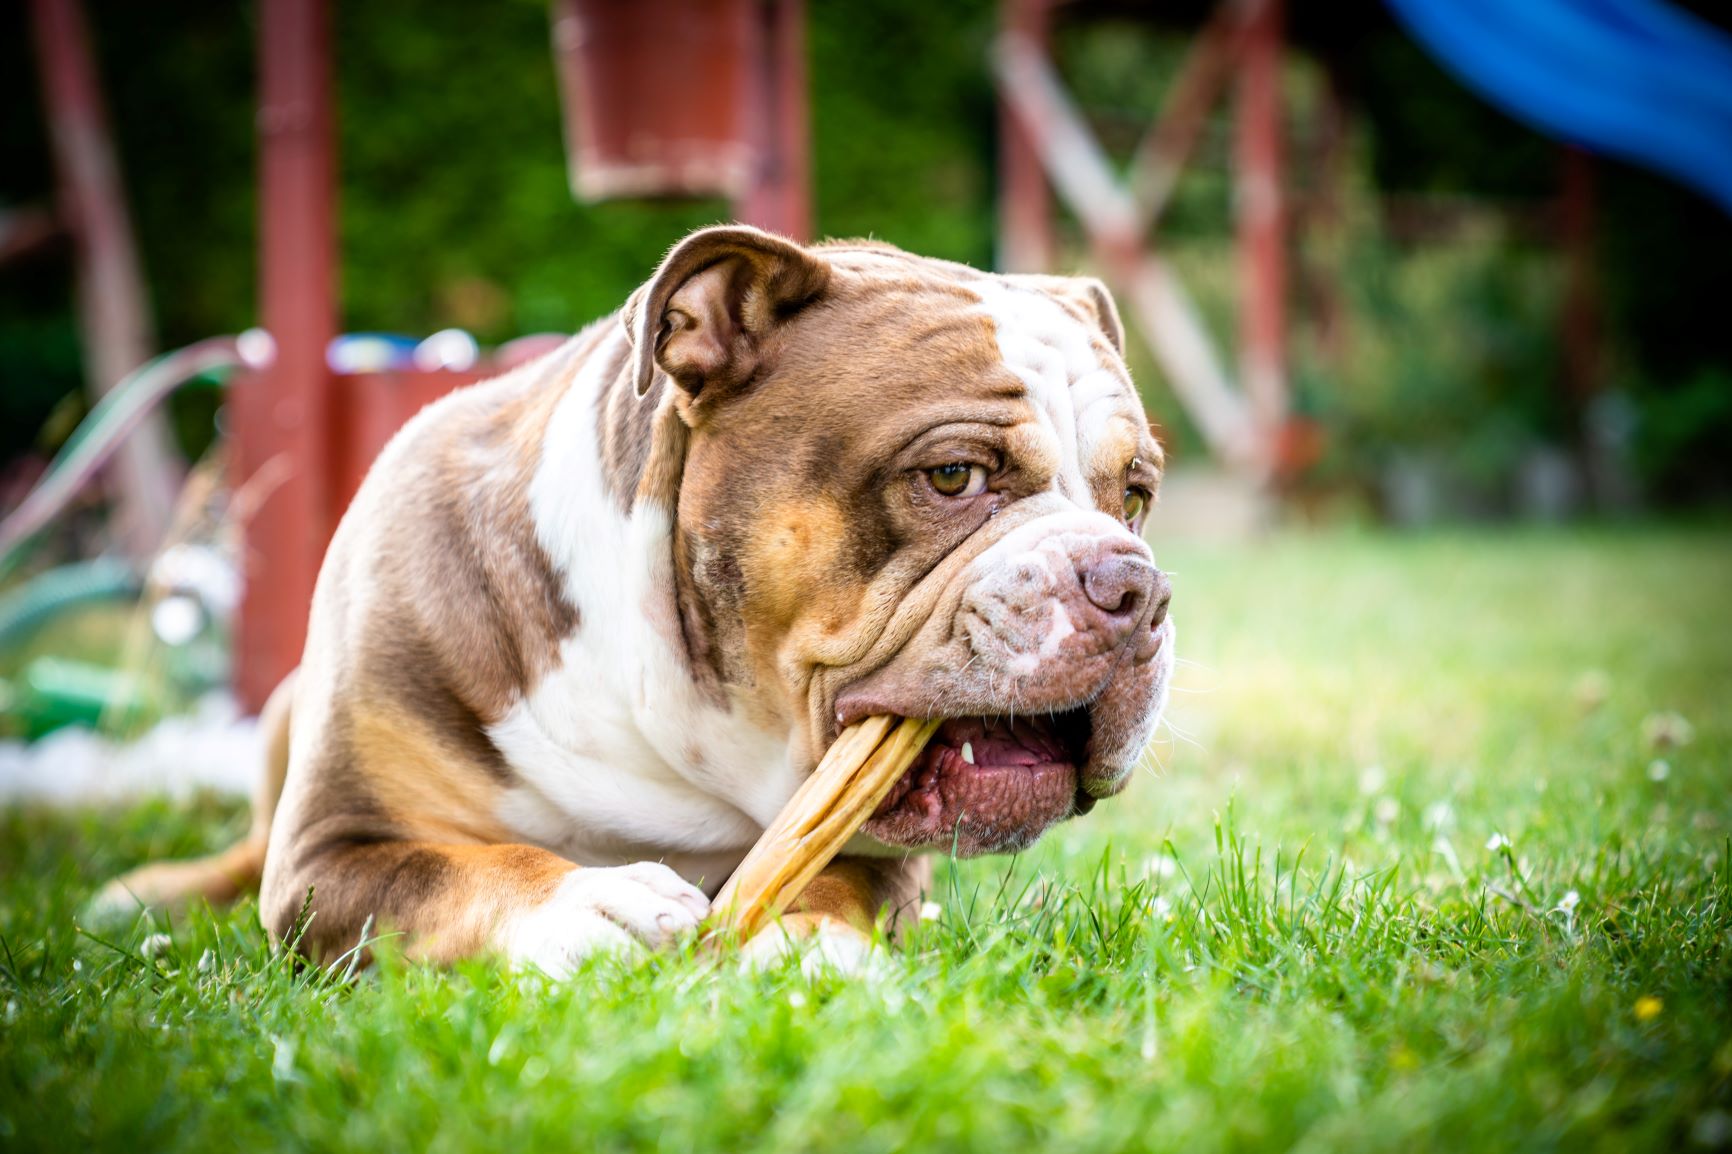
[0,558,140,653]
[0,334,261,575]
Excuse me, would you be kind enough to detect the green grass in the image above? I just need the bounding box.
[3,527,1730,1152]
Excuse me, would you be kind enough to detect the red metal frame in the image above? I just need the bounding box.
[994,0,1290,480]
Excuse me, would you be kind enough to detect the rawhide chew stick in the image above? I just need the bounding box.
[710,714,940,941]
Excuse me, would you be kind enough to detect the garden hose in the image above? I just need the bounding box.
[0,557,141,652]
[0,331,274,573]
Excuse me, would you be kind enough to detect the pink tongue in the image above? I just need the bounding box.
[935,717,1065,767]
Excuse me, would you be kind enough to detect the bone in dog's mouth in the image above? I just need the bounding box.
[861,709,1093,854]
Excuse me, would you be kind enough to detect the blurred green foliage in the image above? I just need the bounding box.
[0,0,1727,509]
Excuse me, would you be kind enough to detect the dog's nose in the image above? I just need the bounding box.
[1079,551,1158,643]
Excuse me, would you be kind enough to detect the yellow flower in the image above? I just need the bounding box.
[1634,996,1663,1022]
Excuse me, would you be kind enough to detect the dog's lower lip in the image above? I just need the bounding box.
[869,710,1091,819]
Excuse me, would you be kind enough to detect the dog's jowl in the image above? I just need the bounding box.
[98,226,1175,974]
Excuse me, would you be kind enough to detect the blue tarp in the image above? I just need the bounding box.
[1384,0,1732,213]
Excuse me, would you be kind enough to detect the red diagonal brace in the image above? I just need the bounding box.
[994,22,1262,474]
[1129,0,1261,233]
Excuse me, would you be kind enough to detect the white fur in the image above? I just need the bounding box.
[970,281,1133,503]
[500,861,710,977]
[738,917,883,979]
[967,283,1163,682]
[1037,602,1077,658]
[491,331,802,869]
[963,509,1153,680]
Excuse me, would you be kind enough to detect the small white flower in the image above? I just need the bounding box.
[1373,797,1400,826]
[139,933,173,959]
[918,901,943,922]
[1150,895,1174,921]
[1358,765,1387,796]
[1641,711,1694,750]
[271,1037,299,1085]
[1558,890,1580,914]
[1486,833,1510,853]
[787,990,807,1008]
[1140,854,1179,881]
[1647,759,1671,782]
[1433,836,1465,882]
[1423,801,1456,833]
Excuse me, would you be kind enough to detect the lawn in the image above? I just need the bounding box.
[2,527,1729,1152]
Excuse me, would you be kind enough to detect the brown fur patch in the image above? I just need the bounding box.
[348,704,514,844]
[277,839,574,964]
[784,854,932,939]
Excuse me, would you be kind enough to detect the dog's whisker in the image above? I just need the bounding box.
[1158,715,1206,753]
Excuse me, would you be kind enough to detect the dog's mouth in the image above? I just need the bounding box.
[859,708,1094,855]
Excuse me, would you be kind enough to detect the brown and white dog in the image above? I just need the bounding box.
[99,226,1174,974]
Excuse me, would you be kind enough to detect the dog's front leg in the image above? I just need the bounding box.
[740,855,932,973]
[262,840,709,976]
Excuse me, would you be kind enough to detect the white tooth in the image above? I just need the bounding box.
[962,742,975,765]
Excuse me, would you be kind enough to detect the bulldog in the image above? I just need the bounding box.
[99,226,1174,974]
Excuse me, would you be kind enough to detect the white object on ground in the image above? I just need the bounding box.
[0,692,260,805]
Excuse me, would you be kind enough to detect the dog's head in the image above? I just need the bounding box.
[629,226,1172,856]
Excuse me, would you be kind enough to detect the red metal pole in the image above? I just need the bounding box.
[1234,0,1287,474]
[29,0,181,559]
[1306,62,1351,375]
[233,0,336,711]
[997,0,1055,272]
[1127,0,1253,233]
[737,0,810,240]
[1559,148,1600,408]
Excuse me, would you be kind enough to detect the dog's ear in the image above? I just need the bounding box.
[624,225,832,399]
[1007,274,1127,358]
[1068,277,1125,357]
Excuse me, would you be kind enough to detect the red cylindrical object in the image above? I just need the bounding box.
[553,0,755,202]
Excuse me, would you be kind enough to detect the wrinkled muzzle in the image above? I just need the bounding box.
[835,507,1173,855]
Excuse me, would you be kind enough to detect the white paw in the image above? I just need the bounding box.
[739,918,885,980]
[82,881,148,929]
[500,862,709,978]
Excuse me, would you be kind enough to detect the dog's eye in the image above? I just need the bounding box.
[1123,486,1150,525]
[929,463,988,498]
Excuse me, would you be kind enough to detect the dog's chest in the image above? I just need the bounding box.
[485,632,801,864]
[484,335,806,864]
